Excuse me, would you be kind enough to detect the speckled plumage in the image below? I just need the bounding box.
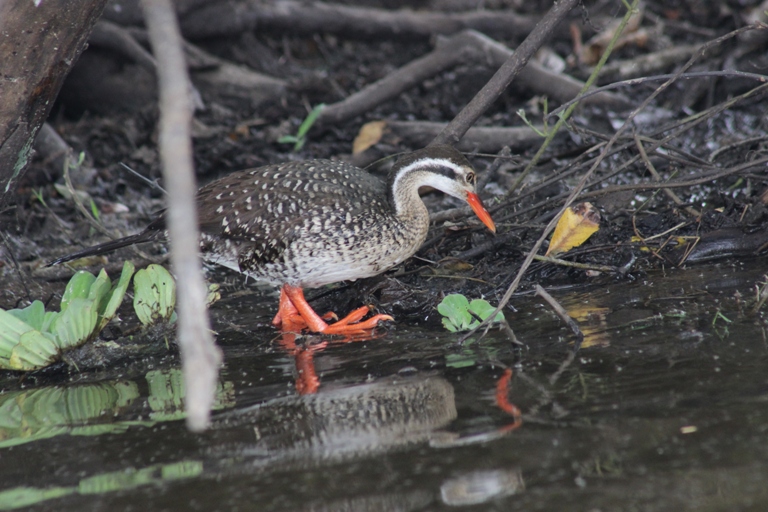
[49,145,491,292]
[196,158,411,287]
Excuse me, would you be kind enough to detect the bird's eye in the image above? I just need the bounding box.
[466,172,475,184]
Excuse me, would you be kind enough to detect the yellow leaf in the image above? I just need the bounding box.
[546,202,601,256]
[352,121,386,154]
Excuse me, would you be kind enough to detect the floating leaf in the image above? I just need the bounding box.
[437,294,474,332]
[9,331,60,371]
[51,298,99,350]
[97,261,135,331]
[7,301,46,332]
[87,269,113,314]
[468,299,505,324]
[60,271,96,312]
[41,311,59,334]
[133,265,177,326]
[0,309,37,356]
[352,121,386,154]
[546,202,601,256]
[438,294,506,332]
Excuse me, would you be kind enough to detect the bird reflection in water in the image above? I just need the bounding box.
[274,321,523,437]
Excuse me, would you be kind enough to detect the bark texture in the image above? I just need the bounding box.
[0,0,107,205]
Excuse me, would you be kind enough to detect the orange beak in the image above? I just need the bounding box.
[466,192,496,233]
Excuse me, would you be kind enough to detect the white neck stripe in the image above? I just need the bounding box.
[392,157,464,192]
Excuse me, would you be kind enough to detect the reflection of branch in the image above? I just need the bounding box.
[141,0,222,432]
[516,337,582,422]
[535,285,584,345]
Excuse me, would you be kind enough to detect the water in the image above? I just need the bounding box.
[1,260,767,511]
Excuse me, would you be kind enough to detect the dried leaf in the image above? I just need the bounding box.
[546,202,601,256]
[352,121,386,154]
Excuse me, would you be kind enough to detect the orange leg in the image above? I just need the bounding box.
[272,286,336,329]
[278,284,393,335]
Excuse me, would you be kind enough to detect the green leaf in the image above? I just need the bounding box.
[296,104,325,139]
[88,269,112,314]
[97,261,135,331]
[61,271,96,312]
[41,311,59,333]
[7,301,46,332]
[0,309,37,355]
[278,104,325,151]
[10,331,60,371]
[468,299,505,323]
[437,294,474,332]
[51,298,99,350]
[152,265,176,321]
[441,317,459,333]
[133,265,176,326]
[437,294,505,332]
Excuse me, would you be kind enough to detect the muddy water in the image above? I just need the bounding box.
[1,260,767,511]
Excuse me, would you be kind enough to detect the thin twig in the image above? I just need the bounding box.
[63,154,156,263]
[633,133,701,218]
[548,66,768,119]
[461,0,643,344]
[532,254,617,273]
[504,0,642,200]
[119,162,167,195]
[431,0,582,146]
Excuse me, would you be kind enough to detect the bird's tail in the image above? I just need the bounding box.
[46,227,163,267]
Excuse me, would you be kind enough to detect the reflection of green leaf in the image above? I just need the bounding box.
[445,337,499,370]
[0,486,74,510]
[146,368,235,421]
[79,466,157,494]
[0,381,141,448]
[162,460,204,480]
[0,460,203,510]
[445,352,476,369]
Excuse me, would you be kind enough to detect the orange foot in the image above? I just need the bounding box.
[272,284,393,335]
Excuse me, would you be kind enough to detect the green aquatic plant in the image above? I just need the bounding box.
[0,261,179,371]
[133,264,177,325]
[0,262,135,371]
[438,293,505,333]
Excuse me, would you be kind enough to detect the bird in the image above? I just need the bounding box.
[48,144,496,335]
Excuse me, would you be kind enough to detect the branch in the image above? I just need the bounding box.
[431,0,582,146]
[141,0,222,432]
